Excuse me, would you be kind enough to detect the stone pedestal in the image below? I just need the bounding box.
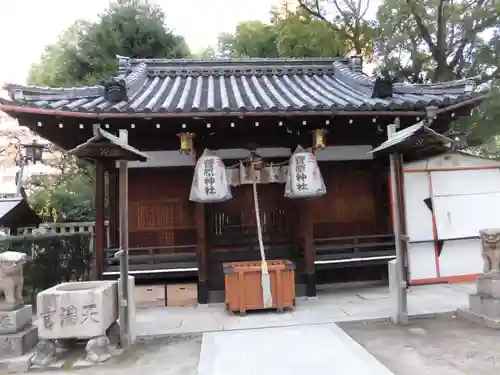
[118,276,136,345]
[33,281,119,365]
[388,259,408,325]
[458,229,500,328]
[0,304,38,357]
[0,251,38,358]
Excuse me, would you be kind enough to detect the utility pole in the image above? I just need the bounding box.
[387,121,409,325]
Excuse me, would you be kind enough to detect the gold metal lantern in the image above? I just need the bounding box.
[313,129,328,151]
[178,132,195,153]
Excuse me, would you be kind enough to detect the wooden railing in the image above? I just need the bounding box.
[103,244,197,277]
[100,233,396,277]
[314,234,396,266]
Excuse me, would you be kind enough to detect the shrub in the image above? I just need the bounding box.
[0,233,93,307]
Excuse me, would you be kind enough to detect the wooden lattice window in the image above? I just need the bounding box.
[136,203,175,230]
[158,230,175,246]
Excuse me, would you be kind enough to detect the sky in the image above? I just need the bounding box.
[0,0,384,86]
[0,0,286,84]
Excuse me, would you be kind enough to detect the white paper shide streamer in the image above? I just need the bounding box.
[285,146,326,199]
[189,149,232,203]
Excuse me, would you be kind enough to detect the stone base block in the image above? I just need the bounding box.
[0,301,24,313]
[476,273,500,298]
[37,281,118,340]
[0,325,38,358]
[457,308,500,329]
[118,276,136,345]
[469,294,500,318]
[0,305,33,334]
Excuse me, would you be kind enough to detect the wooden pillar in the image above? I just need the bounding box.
[396,155,408,236]
[395,154,409,283]
[95,161,106,280]
[195,202,208,304]
[108,168,119,248]
[302,200,316,297]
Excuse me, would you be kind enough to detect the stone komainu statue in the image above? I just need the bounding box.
[480,229,500,274]
[0,251,27,306]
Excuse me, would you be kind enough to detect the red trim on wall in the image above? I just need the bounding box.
[406,166,500,173]
[388,172,394,232]
[411,273,480,285]
[427,172,441,278]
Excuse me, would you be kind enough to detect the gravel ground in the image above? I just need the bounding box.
[339,314,500,375]
[31,334,202,375]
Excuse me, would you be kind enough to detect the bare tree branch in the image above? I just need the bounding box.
[297,0,334,26]
[405,0,439,59]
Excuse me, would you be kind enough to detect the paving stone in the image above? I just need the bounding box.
[197,324,395,375]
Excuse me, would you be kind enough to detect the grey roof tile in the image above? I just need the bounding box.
[2,56,481,115]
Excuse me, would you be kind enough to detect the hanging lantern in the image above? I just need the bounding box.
[178,132,195,153]
[313,129,328,151]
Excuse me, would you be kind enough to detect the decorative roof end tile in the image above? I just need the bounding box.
[117,55,132,76]
[348,55,363,73]
[103,78,128,103]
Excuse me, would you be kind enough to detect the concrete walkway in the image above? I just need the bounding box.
[136,282,474,339]
[21,283,474,374]
[197,324,395,375]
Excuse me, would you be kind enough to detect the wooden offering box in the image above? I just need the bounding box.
[223,260,296,314]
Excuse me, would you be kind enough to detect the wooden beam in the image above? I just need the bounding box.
[108,167,119,248]
[302,200,316,297]
[95,161,106,280]
[71,142,139,160]
[396,154,409,283]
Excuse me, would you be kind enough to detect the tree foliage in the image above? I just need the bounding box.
[0,233,93,305]
[218,7,348,58]
[28,0,190,87]
[297,0,377,57]
[27,149,95,223]
[295,0,499,151]
[375,0,500,83]
[25,0,192,223]
[373,0,499,147]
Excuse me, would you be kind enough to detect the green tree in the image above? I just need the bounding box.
[375,0,499,83]
[297,0,377,57]
[28,0,190,87]
[274,9,348,57]
[218,7,348,58]
[374,0,499,151]
[25,0,191,222]
[27,150,95,223]
[218,21,279,57]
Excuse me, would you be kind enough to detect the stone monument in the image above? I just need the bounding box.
[0,251,38,357]
[458,229,500,328]
[32,280,120,365]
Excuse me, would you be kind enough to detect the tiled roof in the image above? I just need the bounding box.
[0,197,41,228]
[1,56,481,115]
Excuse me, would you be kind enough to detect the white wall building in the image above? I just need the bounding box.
[404,151,500,285]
